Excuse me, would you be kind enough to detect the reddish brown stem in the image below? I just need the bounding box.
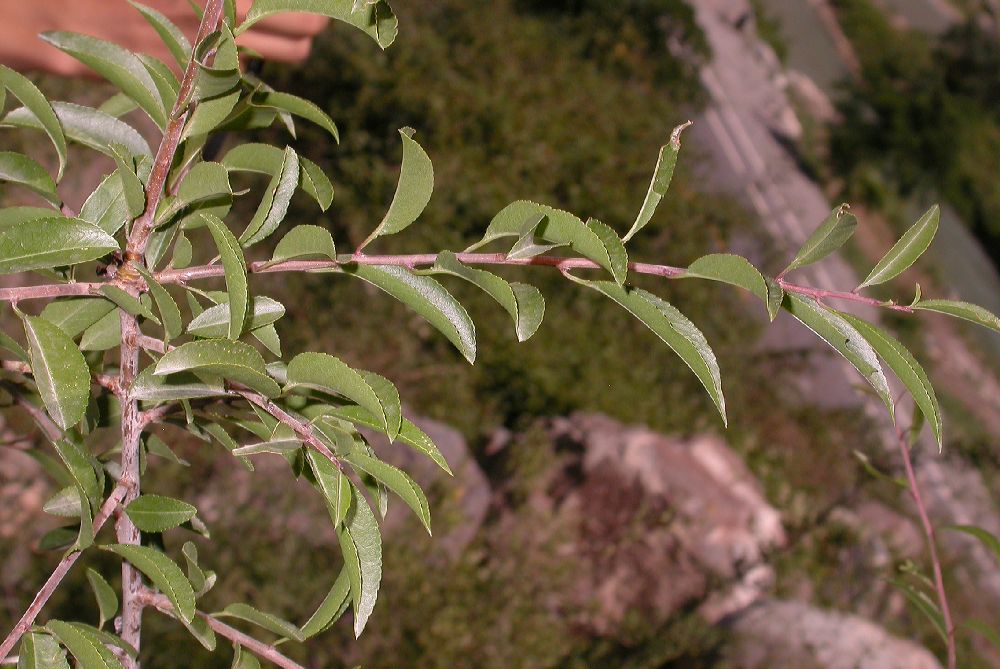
[896,426,957,669]
[0,485,128,659]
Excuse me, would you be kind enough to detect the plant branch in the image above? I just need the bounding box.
[0,282,101,303]
[896,425,956,669]
[0,485,128,659]
[140,590,307,669]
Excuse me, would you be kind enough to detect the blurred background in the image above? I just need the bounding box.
[4,0,1000,666]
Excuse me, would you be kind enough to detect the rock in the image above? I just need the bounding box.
[542,413,786,633]
[727,599,942,669]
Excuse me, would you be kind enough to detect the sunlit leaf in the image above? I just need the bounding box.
[306,449,352,527]
[40,298,116,339]
[336,484,382,638]
[0,65,67,180]
[3,102,151,159]
[103,544,196,623]
[154,339,280,397]
[358,128,433,250]
[23,316,91,430]
[622,121,690,244]
[682,253,771,315]
[85,569,119,630]
[239,146,298,247]
[17,631,70,669]
[0,217,118,275]
[187,297,285,338]
[126,494,197,532]
[858,205,939,289]
[134,266,183,342]
[240,0,398,50]
[201,214,248,339]
[329,405,451,475]
[45,620,123,669]
[215,603,304,642]
[250,90,339,142]
[345,450,431,534]
[223,143,333,210]
[913,299,1000,334]
[0,151,59,205]
[270,225,336,264]
[782,204,857,275]
[129,1,192,67]
[300,568,351,639]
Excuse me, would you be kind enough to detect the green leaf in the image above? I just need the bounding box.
[343,264,476,363]
[287,352,402,440]
[97,92,137,118]
[223,143,333,210]
[129,1,192,67]
[966,619,1000,654]
[858,205,939,289]
[201,214,248,339]
[345,450,431,534]
[240,0,398,50]
[840,313,942,448]
[0,207,54,228]
[79,310,122,352]
[329,405,451,475]
[146,434,190,466]
[40,32,167,128]
[889,578,947,643]
[231,646,261,669]
[431,251,544,341]
[215,603,304,642]
[134,266,183,342]
[783,294,893,417]
[0,151,59,205]
[622,121,690,244]
[40,298,116,339]
[51,440,99,506]
[250,90,339,142]
[154,339,280,397]
[103,544,196,623]
[587,218,628,285]
[59,625,135,661]
[179,611,217,651]
[126,494,197,532]
[306,449,352,527]
[300,568,351,638]
[270,225,336,264]
[160,162,232,226]
[108,145,145,219]
[579,280,726,425]
[132,367,226,402]
[100,285,160,324]
[45,620,123,669]
[79,174,129,235]
[192,26,240,101]
[43,486,83,518]
[682,253,771,314]
[171,232,193,269]
[358,128,433,249]
[0,217,118,274]
[0,65,67,181]
[85,569,119,630]
[947,525,1000,566]
[782,204,857,275]
[187,297,285,338]
[239,146,299,247]
[336,485,382,638]
[138,55,179,125]
[482,201,620,280]
[3,102,151,159]
[765,276,784,322]
[17,631,70,669]
[24,316,91,430]
[183,89,241,139]
[913,299,1000,334]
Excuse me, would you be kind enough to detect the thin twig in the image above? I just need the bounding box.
[0,485,128,658]
[896,425,957,669]
[232,389,343,471]
[0,282,100,303]
[140,590,307,669]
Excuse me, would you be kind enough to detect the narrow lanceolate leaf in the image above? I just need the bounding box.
[183,89,240,139]
[432,251,544,341]
[890,579,947,644]
[783,293,893,417]
[187,297,285,338]
[587,218,628,284]
[358,128,433,250]
[840,313,942,448]
[239,147,299,247]
[108,145,145,218]
[0,151,59,205]
[24,316,91,430]
[251,90,339,142]
[17,631,70,669]
[270,225,336,264]
[342,264,476,363]
[0,217,118,274]
[132,367,226,402]
[240,0,398,50]
[583,280,726,425]
[52,441,99,507]
[858,205,939,289]
[80,173,129,235]
[948,525,1000,565]
[483,201,620,280]
[223,143,333,210]
[330,405,452,475]
[300,568,352,638]
[40,298,116,339]
[134,266,183,342]
[622,121,690,244]
[79,310,122,352]
[345,450,432,534]
[683,253,770,312]
[128,1,192,67]
[336,485,382,638]
[103,544,196,623]
[161,161,232,225]
[0,65,67,180]
[126,494,197,532]
[100,286,160,324]
[85,568,119,629]
[913,299,1000,334]
[154,339,280,397]
[201,214,249,339]
[287,352,402,440]
[216,603,304,643]
[40,32,167,128]
[782,204,857,275]
[45,621,123,669]
[2,102,151,159]
[306,449,352,527]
